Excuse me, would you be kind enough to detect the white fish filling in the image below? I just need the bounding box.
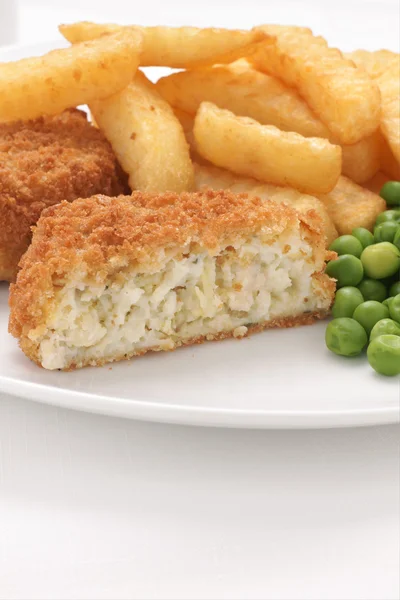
[33,234,328,369]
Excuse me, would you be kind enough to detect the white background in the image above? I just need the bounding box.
[1,1,400,599]
[9,0,400,51]
[1,396,399,600]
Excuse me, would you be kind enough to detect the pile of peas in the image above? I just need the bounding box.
[325,181,400,377]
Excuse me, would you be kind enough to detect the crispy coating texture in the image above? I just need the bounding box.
[0,109,127,281]
[193,163,338,245]
[9,190,333,354]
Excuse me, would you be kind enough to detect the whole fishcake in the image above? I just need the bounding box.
[0,109,127,281]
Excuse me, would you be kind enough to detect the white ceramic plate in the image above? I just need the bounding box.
[0,39,399,429]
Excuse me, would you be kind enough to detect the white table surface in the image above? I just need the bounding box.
[1,2,400,599]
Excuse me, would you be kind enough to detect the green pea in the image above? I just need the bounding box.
[389,281,400,297]
[393,228,400,251]
[382,297,394,309]
[375,210,400,226]
[357,279,387,303]
[325,255,364,288]
[361,242,400,279]
[380,181,400,207]
[367,335,400,376]
[389,294,400,323]
[353,301,390,334]
[332,286,364,318]
[381,273,399,288]
[325,318,368,357]
[352,227,375,249]
[374,221,399,243]
[370,318,400,340]
[329,235,363,258]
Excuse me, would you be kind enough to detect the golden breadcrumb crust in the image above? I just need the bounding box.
[0,109,127,281]
[9,190,334,367]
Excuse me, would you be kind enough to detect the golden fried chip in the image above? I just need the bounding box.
[156,62,329,138]
[172,107,195,145]
[60,21,121,42]
[173,107,211,168]
[376,63,400,164]
[59,21,267,68]
[91,71,193,193]
[317,176,386,234]
[346,49,400,166]
[363,172,389,195]
[193,102,341,195]
[0,30,142,123]
[341,131,382,184]
[194,163,338,245]
[157,62,380,183]
[346,49,399,80]
[174,105,378,186]
[250,25,381,144]
[380,136,400,180]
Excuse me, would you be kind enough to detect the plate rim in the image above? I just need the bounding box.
[0,373,399,429]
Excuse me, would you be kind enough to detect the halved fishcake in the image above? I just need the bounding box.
[9,190,335,370]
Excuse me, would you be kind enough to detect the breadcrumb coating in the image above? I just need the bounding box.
[0,109,127,281]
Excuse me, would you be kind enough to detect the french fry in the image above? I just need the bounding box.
[348,50,400,166]
[157,63,380,183]
[341,131,382,184]
[380,137,400,180]
[174,105,378,185]
[193,102,341,195]
[172,107,195,146]
[347,50,400,168]
[193,163,338,245]
[363,172,389,195]
[346,49,399,80]
[156,62,329,138]
[173,107,212,168]
[172,107,199,155]
[59,21,267,69]
[0,30,142,123]
[90,71,194,193]
[194,161,240,189]
[59,21,121,42]
[317,176,386,234]
[250,25,381,144]
[376,63,400,165]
